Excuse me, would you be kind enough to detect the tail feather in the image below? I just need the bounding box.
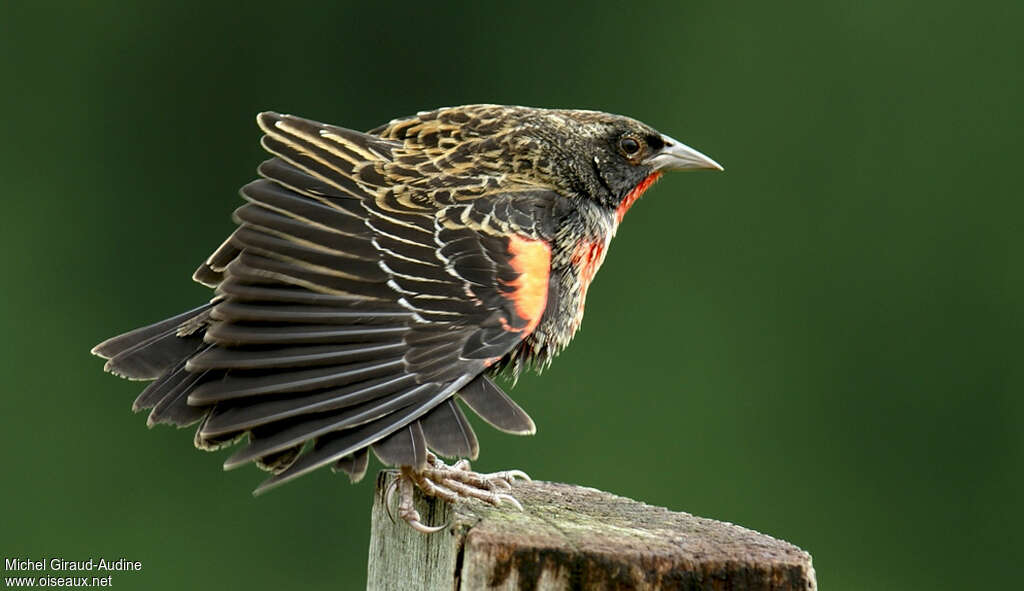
[332,448,369,483]
[132,355,194,412]
[458,374,535,435]
[371,422,427,468]
[95,305,215,429]
[92,303,214,379]
[419,400,478,459]
[146,356,211,428]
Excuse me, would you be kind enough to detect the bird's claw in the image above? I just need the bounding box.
[385,469,449,533]
[400,508,446,534]
[495,492,523,511]
[385,454,530,533]
[483,469,532,483]
[383,476,399,524]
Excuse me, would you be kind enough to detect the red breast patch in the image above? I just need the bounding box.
[615,171,663,223]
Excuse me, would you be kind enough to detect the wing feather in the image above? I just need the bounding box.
[224,383,440,470]
[210,301,410,325]
[186,342,407,371]
[250,379,471,494]
[186,358,405,404]
[97,111,563,494]
[199,375,417,436]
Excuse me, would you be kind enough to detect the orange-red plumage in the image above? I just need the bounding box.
[504,236,551,335]
[615,171,662,223]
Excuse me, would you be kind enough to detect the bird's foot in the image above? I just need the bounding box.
[385,452,531,533]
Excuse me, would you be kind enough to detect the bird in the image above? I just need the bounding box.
[92,105,722,532]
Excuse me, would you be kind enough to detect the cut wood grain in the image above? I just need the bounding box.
[367,472,816,590]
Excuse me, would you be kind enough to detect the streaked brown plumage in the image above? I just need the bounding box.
[92,105,721,527]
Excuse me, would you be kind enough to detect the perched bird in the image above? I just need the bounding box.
[92,105,721,531]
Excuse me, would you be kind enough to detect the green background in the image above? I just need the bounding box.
[2,2,1021,589]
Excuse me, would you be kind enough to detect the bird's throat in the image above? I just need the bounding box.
[615,172,662,224]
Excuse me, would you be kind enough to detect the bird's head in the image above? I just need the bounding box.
[503,107,720,206]
[375,104,722,216]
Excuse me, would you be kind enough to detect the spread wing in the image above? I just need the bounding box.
[104,112,551,493]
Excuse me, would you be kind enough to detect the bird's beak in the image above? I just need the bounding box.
[645,134,723,172]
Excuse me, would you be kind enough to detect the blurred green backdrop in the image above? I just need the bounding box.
[2,2,1021,589]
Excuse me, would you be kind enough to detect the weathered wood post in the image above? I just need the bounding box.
[367,472,816,590]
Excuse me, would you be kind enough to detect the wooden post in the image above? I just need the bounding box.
[367,472,817,591]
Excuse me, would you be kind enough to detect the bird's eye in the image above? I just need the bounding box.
[619,136,642,157]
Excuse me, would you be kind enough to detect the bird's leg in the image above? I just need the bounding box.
[389,452,531,533]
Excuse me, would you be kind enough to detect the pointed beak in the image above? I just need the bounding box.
[645,134,723,172]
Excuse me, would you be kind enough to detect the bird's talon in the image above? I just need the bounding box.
[484,469,531,483]
[490,479,513,491]
[390,457,528,532]
[403,511,446,534]
[498,494,524,511]
[383,476,399,524]
[391,473,447,533]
